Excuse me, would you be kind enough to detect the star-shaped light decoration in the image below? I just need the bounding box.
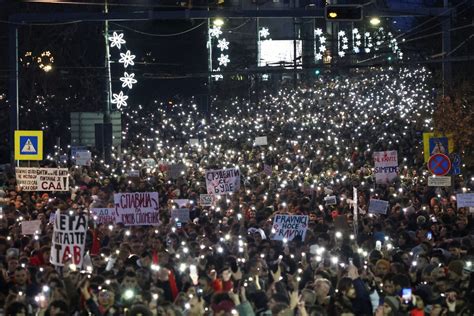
[217,54,230,67]
[319,45,326,52]
[338,51,346,57]
[119,50,136,68]
[111,91,129,109]
[217,38,229,51]
[353,47,360,53]
[315,53,323,60]
[108,32,126,49]
[120,72,138,89]
[259,27,270,39]
[342,44,349,50]
[209,26,223,38]
[315,28,323,36]
[320,36,326,44]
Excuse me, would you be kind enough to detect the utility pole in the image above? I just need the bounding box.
[441,0,452,94]
[104,0,112,163]
[8,25,19,165]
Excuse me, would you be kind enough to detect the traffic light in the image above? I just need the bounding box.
[325,5,363,21]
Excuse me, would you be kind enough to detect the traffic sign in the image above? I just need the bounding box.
[428,153,451,176]
[14,130,43,161]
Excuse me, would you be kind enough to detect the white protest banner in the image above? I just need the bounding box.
[21,220,41,235]
[128,170,140,178]
[205,168,241,195]
[353,187,358,237]
[271,215,308,241]
[172,199,190,208]
[15,168,40,191]
[200,194,214,206]
[255,136,268,146]
[368,199,389,215]
[168,163,187,179]
[428,176,451,187]
[50,211,88,267]
[141,158,157,169]
[75,150,91,166]
[90,208,116,225]
[36,169,69,192]
[189,139,199,147]
[263,164,272,176]
[114,192,159,226]
[16,168,69,191]
[373,151,399,184]
[456,193,474,208]
[324,195,337,206]
[171,208,190,223]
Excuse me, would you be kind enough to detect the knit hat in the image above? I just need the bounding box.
[384,296,400,311]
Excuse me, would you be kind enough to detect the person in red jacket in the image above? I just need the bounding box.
[29,246,50,267]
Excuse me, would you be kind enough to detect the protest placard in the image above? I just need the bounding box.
[263,164,272,176]
[140,158,156,170]
[127,170,140,178]
[75,150,91,166]
[428,176,451,187]
[205,168,241,195]
[21,220,41,235]
[270,215,308,241]
[168,163,186,179]
[456,193,474,208]
[324,195,337,206]
[189,139,199,146]
[255,136,268,146]
[200,194,214,206]
[16,168,69,191]
[368,199,389,215]
[171,208,190,223]
[373,151,398,184]
[172,199,190,208]
[90,208,116,225]
[50,211,88,267]
[114,192,159,226]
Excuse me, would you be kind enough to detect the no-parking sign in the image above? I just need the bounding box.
[428,154,451,176]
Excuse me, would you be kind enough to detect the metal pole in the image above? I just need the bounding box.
[207,17,212,120]
[8,25,19,165]
[442,0,452,94]
[104,0,112,163]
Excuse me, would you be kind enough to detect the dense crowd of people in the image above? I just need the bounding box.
[0,66,473,316]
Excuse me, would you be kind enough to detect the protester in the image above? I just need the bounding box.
[0,66,473,315]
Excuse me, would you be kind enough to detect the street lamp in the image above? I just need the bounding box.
[370,17,381,26]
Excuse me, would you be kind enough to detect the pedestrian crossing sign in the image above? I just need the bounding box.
[14,130,43,160]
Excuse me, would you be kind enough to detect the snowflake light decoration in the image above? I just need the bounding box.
[108,32,126,49]
[259,27,270,39]
[109,31,138,110]
[111,91,129,109]
[119,50,136,68]
[210,26,223,38]
[217,54,230,67]
[120,72,138,89]
[217,39,229,51]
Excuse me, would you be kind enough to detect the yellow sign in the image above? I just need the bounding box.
[422,132,454,162]
[14,130,43,161]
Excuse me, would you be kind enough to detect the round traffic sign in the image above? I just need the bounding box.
[428,153,451,176]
